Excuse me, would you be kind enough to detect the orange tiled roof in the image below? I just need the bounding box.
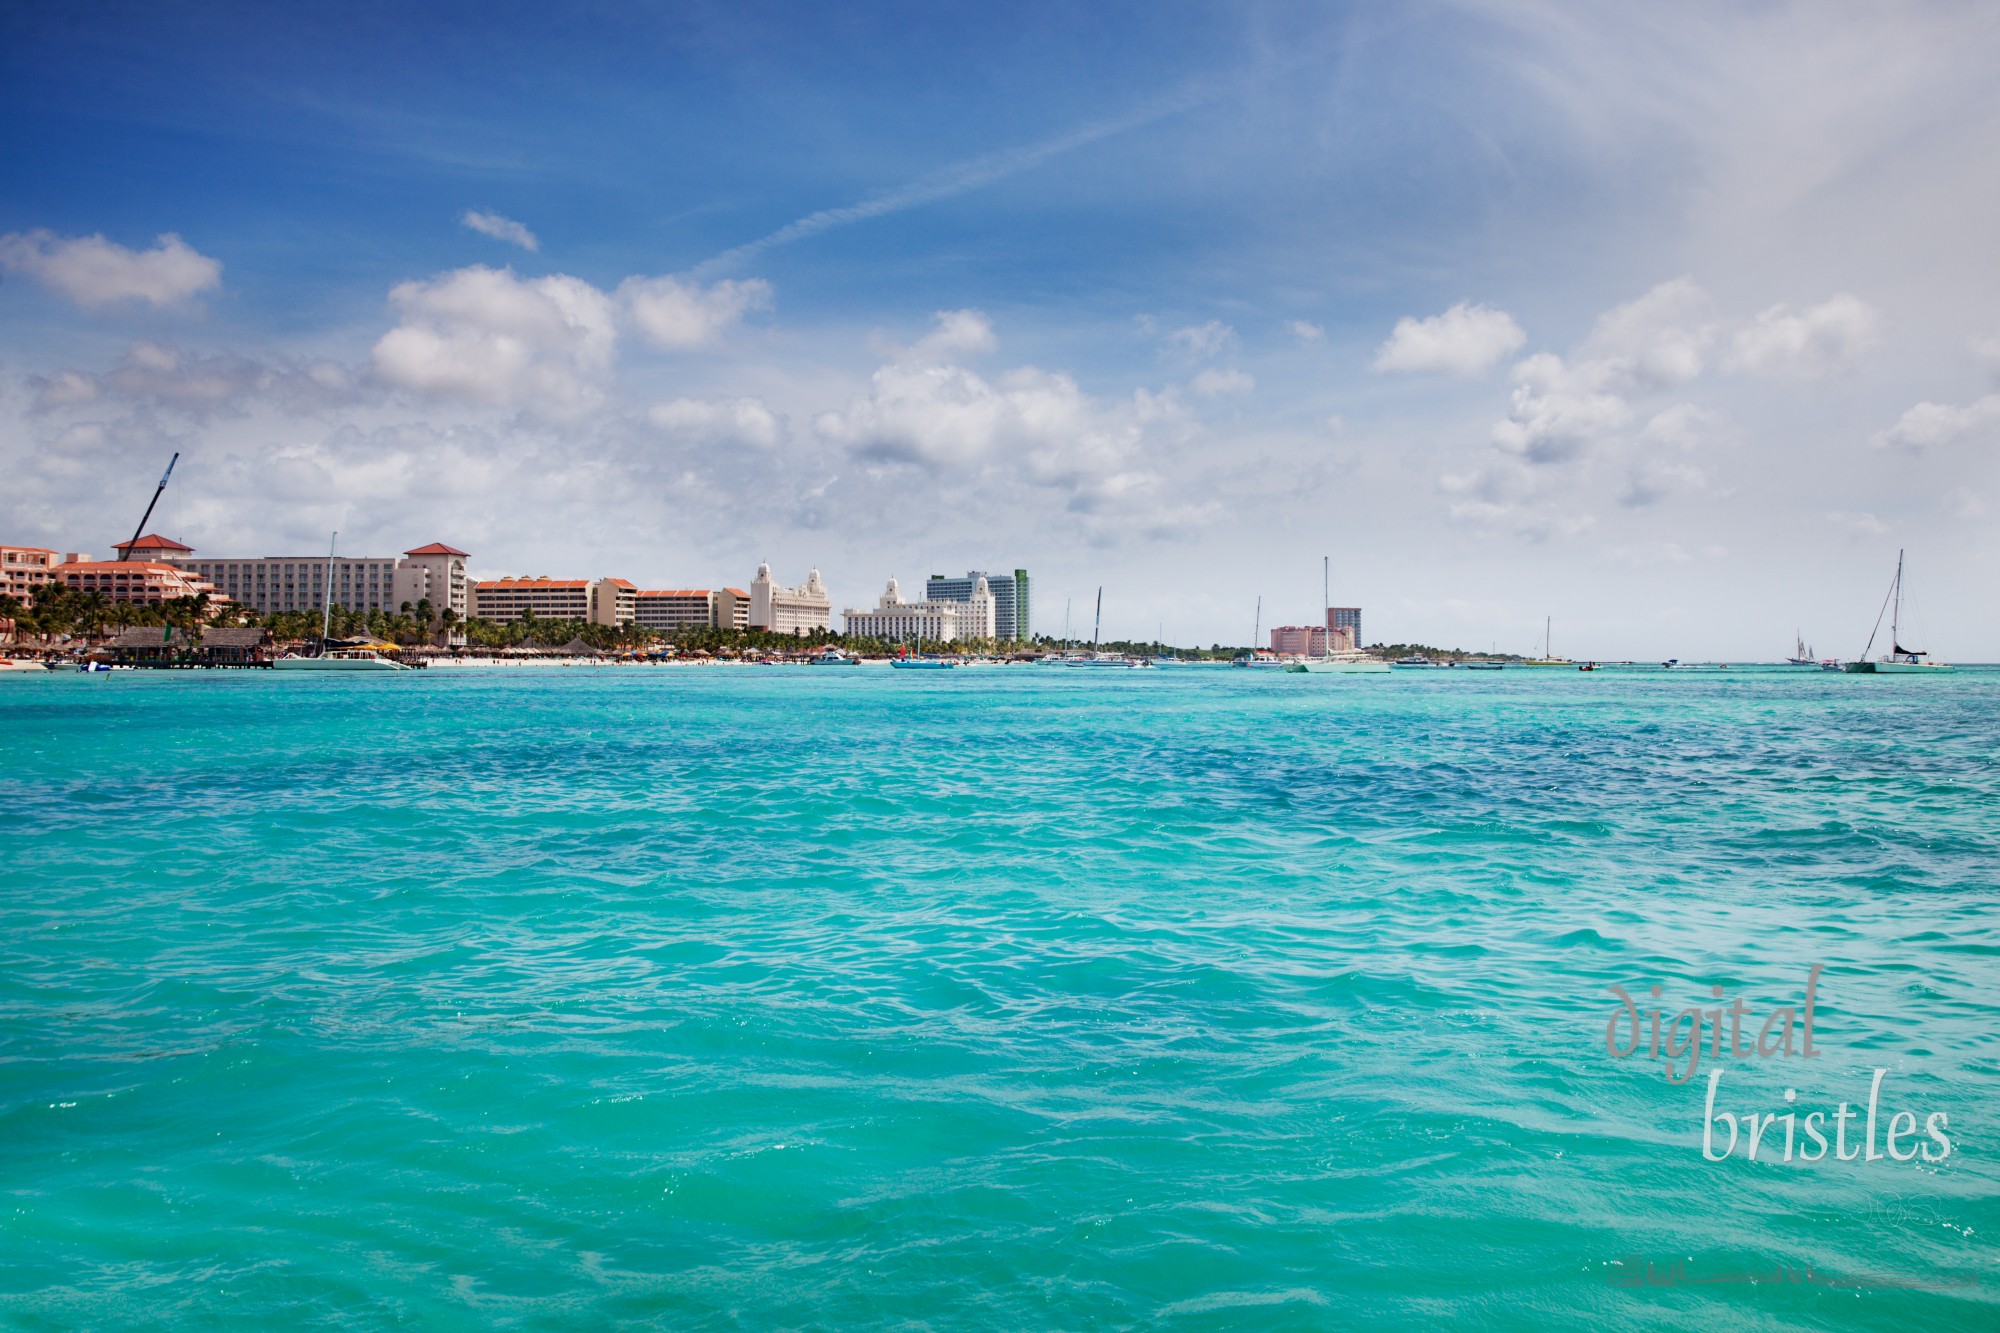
[724,587,748,597]
[637,589,712,598]
[404,542,469,556]
[602,578,637,589]
[115,533,194,553]
[475,578,590,589]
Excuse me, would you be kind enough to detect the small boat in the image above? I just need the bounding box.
[1523,616,1573,666]
[808,647,860,665]
[1392,655,1433,667]
[1844,550,1953,673]
[1231,650,1291,669]
[1045,588,1155,667]
[892,656,956,670]
[1464,660,1504,670]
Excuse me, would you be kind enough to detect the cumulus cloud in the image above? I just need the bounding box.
[1166,320,1237,361]
[1288,320,1325,343]
[1638,403,1724,450]
[1578,277,1714,390]
[910,309,997,359]
[371,265,617,412]
[460,210,540,252]
[1490,352,1632,462]
[1870,394,2000,452]
[619,275,771,350]
[0,229,221,309]
[1190,367,1254,397]
[29,369,100,412]
[1373,302,1525,376]
[1725,294,1880,377]
[647,396,783,449]
[31,342,356,417]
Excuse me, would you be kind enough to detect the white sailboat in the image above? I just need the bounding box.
[1844,550,1952,674]
[273,532,410,672]
[1287,556,1388,674]
[1047,588,1153,666]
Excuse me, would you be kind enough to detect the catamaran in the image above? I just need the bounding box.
[272,532,410,672]
[1287,556,1389,674]
[1844,550,1952,674]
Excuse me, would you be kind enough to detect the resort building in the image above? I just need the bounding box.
[471,576,637,626]
[1,544,66,603]
[1327,607,1361,652]
[716,587,749,629]
[749,563,831,635]
[843,574,995,644]
[1270,625,1329,655]
[926,569,1030,641]
[159,537,471,619]
[633,589,717,632]
[53,558,228,608]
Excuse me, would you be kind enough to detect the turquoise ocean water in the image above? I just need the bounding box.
[1,665,1994,1329]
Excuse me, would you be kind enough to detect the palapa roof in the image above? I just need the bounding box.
[554,637,604,656]
[109,624,183,647]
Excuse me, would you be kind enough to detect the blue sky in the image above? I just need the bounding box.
[4,1,1998,655]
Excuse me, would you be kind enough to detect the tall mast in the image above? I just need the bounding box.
[1063,598,1071,652]
[122,452,179,559]
[1892,549,1904,651]
[1253,594,1261,652]
[1322,555,1330,660]
[1092,587,1102,653]
[320,531,338,647]
[1546,615,1552,659]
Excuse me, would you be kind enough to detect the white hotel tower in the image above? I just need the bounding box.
[842,575,995,644]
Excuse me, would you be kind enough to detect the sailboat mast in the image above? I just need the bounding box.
[1092,587,1102,652]
[1253,595,1261,652]
[1322,555,1330,660]
[1546,615,1552,659]
[123,452,180,558]
[320,531,337,646]
[1892,549,1904,649]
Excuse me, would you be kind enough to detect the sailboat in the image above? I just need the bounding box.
[1232,594,1288,667]
[1844,550,1953,674]
[1287,557,1389,674]
[1785,631,1818,667]
[1523,616,1573,667]
[273,532,409,671]
[1047,588,1152,666]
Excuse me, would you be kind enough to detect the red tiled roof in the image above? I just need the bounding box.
[475,578,590,589]
[58,560,195,575]
[115,533,194,553]
[724,587,748,597]
[404,542,469,556]
[2,544,59,556]
[637,589,712,598]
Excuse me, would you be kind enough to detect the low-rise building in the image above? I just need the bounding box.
[472,576,635,626]
[634,589,719,632]
[54,558,228,608]
[1,544,65,603]
[843,574,995,644]
[1270,625,1328,655]
[749,564,831,635]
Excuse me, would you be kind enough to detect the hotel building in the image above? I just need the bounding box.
[53,557,228,607]
[1327,607,1361,651]
[925,569,1030,641]
[472,576,637,626]
[151,537,471,619]
[843,574,995,644]
[1,544,66,602]
[749,564,831,635]
[632,587,752,632]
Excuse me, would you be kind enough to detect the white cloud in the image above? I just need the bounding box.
[1969,335,2000,380]
[0,229,221,309]
[1166,320,1237,361]
[1373,302,1525,376]
[1944,486,1988,519]
[371,265,617,412]
[1618,461,1706,508]
[1725,293,1880,377]
[29,369,99,412]
[1638,403,1724,450]
[911,309,997,359]
[1190,367,1254,397]
[619,275,771,350]
[1490,352,1632,462]
[1288,320,1325,343]
[460,210,540,252]
[647,396,783,449]
[1578,277,1715,390]
[1871,393,2000,452]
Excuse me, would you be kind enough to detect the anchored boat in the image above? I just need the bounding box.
[1845,550,1953,674]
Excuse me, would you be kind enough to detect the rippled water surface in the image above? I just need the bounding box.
[2,665,1995,1329]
